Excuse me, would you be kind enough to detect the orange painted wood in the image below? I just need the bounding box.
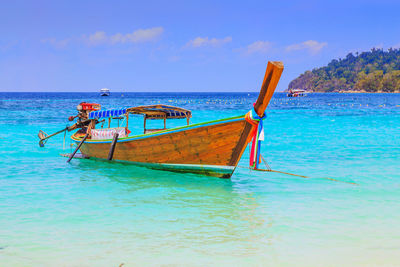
[73,61,284,177]
[79,120,246,166]
[254,61,284,116]
[229,61,284,166]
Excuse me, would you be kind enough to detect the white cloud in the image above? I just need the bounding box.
[86,31,107,45]
[112,27,164,44]
[42,37,70,49]
[186,36,232,48]
[85,27,164,46]
[245,41,272,54]
[43,27,164,48]
[286,40,327,55]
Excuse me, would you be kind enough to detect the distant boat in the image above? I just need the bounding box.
[100,88,110,96]
[287,89,308,97]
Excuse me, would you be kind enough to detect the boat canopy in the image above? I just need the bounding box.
[89,108,127,119]
[127,105,191,120]
[88,104,191,120]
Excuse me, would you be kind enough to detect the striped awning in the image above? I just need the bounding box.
[127,105,191,120]
[89,108,127,119]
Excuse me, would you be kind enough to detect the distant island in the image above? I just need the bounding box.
[288,48,400,93]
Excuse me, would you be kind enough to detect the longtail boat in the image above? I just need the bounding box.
[38,61,284,178]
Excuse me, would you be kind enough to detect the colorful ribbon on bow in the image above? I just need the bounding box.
[245,108,265,169]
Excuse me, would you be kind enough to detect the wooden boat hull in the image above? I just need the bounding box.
[73,116,250,178]
[70,61,284,178]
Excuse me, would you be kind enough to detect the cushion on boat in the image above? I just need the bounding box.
[91,127,127,140]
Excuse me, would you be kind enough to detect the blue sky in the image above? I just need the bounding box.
[1,0,399,92]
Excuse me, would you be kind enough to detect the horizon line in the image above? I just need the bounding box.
[0,91,286,93]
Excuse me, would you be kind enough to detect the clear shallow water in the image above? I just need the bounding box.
[0,92,399,266]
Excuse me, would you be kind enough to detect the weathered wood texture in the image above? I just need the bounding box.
[254,61,284,116]
[107,133,119,160]
[228,61,284,167]
[79,120,246,166]
[73,61,284,177]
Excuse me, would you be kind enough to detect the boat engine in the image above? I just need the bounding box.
[69,102,101,121]
[38,102,102,147]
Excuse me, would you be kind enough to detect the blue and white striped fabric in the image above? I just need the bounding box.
[89,108,127,119]
[145,105,188,118]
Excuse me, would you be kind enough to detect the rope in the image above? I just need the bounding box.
[237,165,358,185]
[261,155,271,171]
[245,107,265,169]
[119,116,127,127]
[238,155,358,185]
[243,108,357,185]
[62,129,66,151]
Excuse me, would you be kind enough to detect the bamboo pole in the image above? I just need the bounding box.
[67,133,88,163]
[38,127,69,147]
[107,133,119,160]
[62,130,66,150]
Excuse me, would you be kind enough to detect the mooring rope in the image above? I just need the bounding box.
[238,166,358,185]
[239,155,358,185]
[245,107,266,169]
[62,129,66,151]
[261,155,271,171]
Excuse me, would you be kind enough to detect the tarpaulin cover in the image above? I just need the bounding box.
[89,108,127,119]
[91,127,126,140]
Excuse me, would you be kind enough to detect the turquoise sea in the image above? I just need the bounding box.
[0,92,399,266]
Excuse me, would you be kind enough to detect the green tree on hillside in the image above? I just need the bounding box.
[288,48,400,92]
[382,70,400,92]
